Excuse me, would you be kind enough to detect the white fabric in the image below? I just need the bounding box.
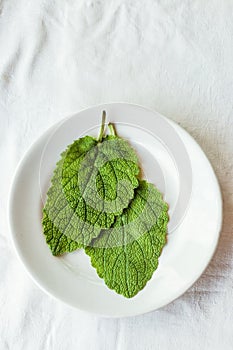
[1,0,233,349]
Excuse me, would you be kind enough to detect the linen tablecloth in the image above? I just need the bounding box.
[1,1,233,349]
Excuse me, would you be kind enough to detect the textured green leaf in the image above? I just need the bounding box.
[42,211,80,255]
[85,180,169,298]
[42,128,140,256]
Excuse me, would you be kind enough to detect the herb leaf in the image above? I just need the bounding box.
[85,180,169,298]
[42,120,140,256]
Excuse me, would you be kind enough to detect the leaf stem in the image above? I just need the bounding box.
[108,123,116,136]
[98,111,106,142]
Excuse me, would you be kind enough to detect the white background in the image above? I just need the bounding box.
[1,0,233,349]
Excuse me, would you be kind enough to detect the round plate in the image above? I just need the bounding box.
[8,103,222,317]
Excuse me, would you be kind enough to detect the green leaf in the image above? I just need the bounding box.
[85,180,169,298]
[42,120,140,256]
[42,211,80,255]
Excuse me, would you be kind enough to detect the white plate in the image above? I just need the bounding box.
[8,103,222,317]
